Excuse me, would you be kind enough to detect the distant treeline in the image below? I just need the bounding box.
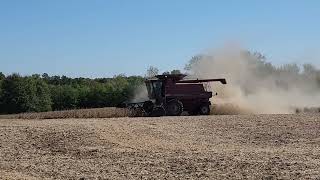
[0,73,144,114]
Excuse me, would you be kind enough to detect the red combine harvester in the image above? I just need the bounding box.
[119,74,227,117]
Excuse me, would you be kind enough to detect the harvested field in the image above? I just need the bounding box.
[1,114,320,179]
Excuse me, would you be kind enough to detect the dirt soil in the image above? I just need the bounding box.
[0,114,320,179]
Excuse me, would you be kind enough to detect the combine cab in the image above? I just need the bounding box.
[120,74,226,117]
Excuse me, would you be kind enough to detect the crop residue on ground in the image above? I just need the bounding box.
[1,114,320,179]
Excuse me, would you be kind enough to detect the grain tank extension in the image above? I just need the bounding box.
[119,74,227,117]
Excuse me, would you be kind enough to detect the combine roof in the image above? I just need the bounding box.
[146,74,227,84]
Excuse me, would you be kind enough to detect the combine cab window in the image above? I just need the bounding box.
[146,82,154,99]
[152,81,163,97]
[146,81,163,99]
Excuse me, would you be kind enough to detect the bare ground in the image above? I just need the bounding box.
[0,114,320,179]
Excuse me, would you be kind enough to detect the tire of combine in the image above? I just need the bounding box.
[166,100,183,116]
[199,104,210,115]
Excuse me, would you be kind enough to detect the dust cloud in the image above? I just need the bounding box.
[132,85,149,103]
[187,44,320,114]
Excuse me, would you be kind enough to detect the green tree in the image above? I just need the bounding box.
[42,73,50,82]
[50,85,79,110]
[0,72,5,80]
[1,74,52,113]
[1,74,24,113]
[33,77,52,112]
[76,84,91,108]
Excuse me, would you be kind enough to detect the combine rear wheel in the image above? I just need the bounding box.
[199,104,210,115]
[166,100,183,116]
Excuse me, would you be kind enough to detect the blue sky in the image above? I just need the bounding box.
[0,0,319,77]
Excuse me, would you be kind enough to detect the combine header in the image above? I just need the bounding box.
[119,74,226,117]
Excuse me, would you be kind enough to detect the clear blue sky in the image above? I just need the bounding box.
[0,0,319,77]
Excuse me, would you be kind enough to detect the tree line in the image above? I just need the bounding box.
[0,73,145,114]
